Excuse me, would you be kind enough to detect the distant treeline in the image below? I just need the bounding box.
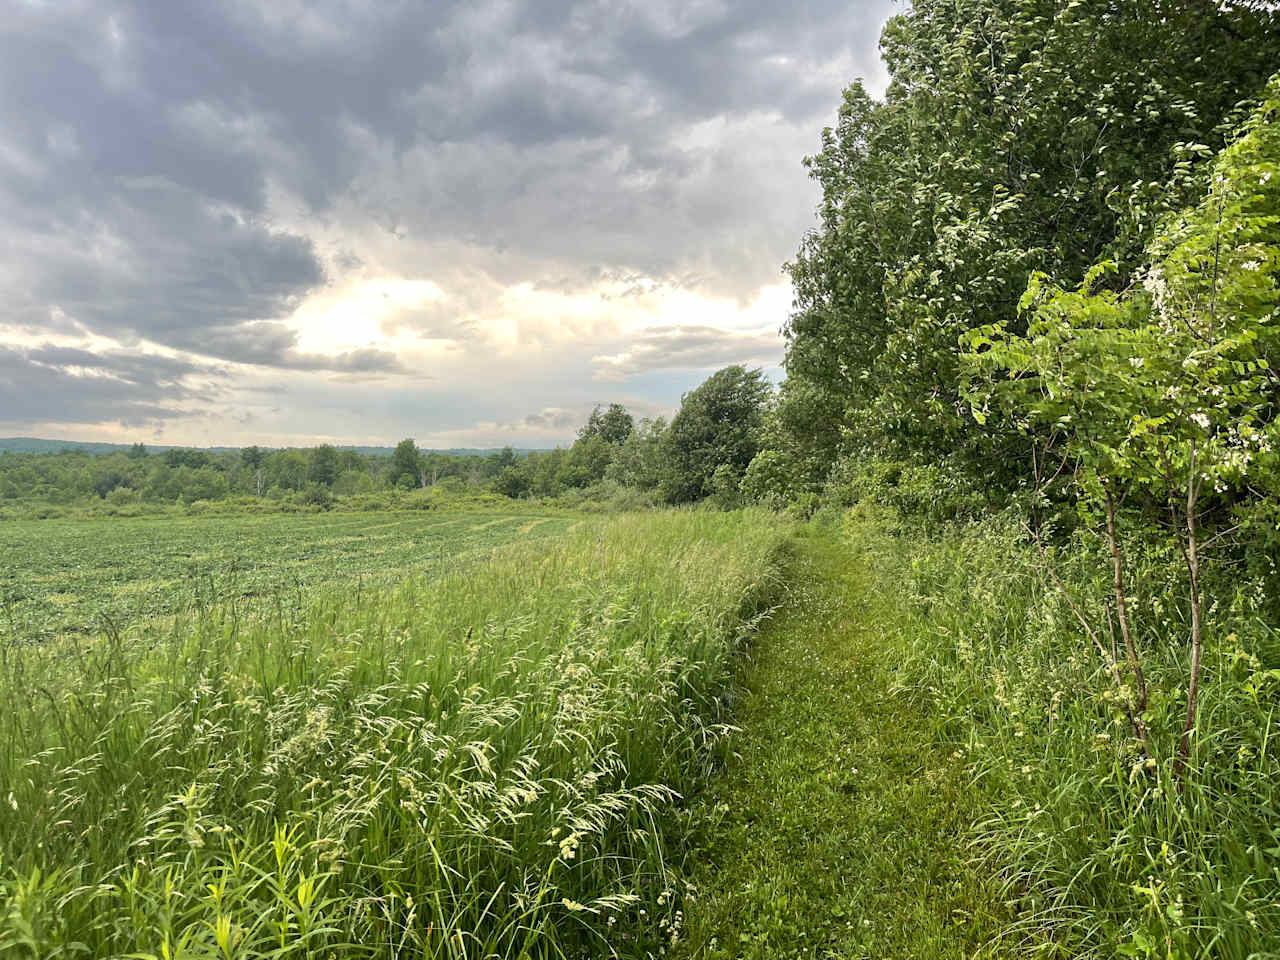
[0,437,529,457]
[0,365,775,512]
[0,442,521,508]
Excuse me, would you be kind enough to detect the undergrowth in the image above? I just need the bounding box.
[861,506,1280,958]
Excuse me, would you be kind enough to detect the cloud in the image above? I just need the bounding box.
[521,408,579,430]
[0,344,216,427]
[591,325,782,380]
[0,0,894,443]
[286,347,408,376]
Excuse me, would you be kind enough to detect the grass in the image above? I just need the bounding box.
[0,509,790,958]
[889,510,1280,958]
[675,508,1280,958]
[0,510,577,640]
[676,523,1015,959]
[7,501,1274,958]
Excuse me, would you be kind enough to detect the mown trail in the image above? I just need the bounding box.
[677,526,1016,960]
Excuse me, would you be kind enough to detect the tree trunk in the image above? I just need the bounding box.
[1176,444,1204,783]
[1104,481,1150,724]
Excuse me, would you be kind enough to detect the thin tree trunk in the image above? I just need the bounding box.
[1026,449,1153,758]
[1103,481,1149,721]
[1032,532,1152,758]
[1176,442,1204,782]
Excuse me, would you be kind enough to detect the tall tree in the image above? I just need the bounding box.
[962,74,1280,778]
[785,0,1280,488]
[659,366,772,504]
[579,404,634,446]
[308,444,339,487]
[390,438,421,488]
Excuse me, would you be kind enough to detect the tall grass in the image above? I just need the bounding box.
[0,510,791,958]
[851,509,1280,958]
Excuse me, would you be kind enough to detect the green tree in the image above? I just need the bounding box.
[493,464,532,499]
[487,446,519,477]
[961,74,1280,779]
[308,444,339,487]
[272,450,308,491]
[390,438,421,488]
[659,366,772,504]
[579,404,634,446]
[606,417,667,490]
[240,446,265,471]
[784,0,1280,491]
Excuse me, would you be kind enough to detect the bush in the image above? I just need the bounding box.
[298,483,334,509]
[823,456,991,529]
[550,479,656,513]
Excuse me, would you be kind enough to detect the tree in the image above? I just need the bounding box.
[488,446,518,477]
[272,450,308,491]
[308,444,339,487]
[784,0,1280,492]
[127,443,147,460]
[659,366,772,504]
[493,464,532,499]
[961,74,1280,780]
[742,378,844,503]
[606,417,667,490]
[241,446,266,496]
[579,404,634,446]
[390,438,421,488]
[560,435,608,488]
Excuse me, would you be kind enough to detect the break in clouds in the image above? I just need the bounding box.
[0,0,893,446]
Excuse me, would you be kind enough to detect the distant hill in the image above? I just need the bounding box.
[0,437,544,456]
[0,437,190,454]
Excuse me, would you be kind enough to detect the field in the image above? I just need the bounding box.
[0,511,577,641]
[0,508,792,958]
[5,504,1279,958]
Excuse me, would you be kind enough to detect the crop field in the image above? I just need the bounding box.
[0,511,577,641]
[0,509,791,958]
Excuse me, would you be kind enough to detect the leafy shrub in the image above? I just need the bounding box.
[823,456,990,528]
[297,483,334,509]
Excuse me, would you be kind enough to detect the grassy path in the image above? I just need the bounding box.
[677,526,1014,959]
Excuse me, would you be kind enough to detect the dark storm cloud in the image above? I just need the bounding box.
[522,408,579,430]
[161,322,406,374]
[1,0,892,433]
[0,344,214,426]
[592,325,782,380]
[285,347,408,376]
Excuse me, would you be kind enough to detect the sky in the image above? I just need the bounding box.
[1,0,895,449]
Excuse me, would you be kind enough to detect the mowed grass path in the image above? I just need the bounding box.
[0,510,576,640]
[677,527,1016,960]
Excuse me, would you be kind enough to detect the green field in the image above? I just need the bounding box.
[0,509,792,958]
[0,511,578,641]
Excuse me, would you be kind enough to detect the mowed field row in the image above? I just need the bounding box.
[0,511,577,640]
